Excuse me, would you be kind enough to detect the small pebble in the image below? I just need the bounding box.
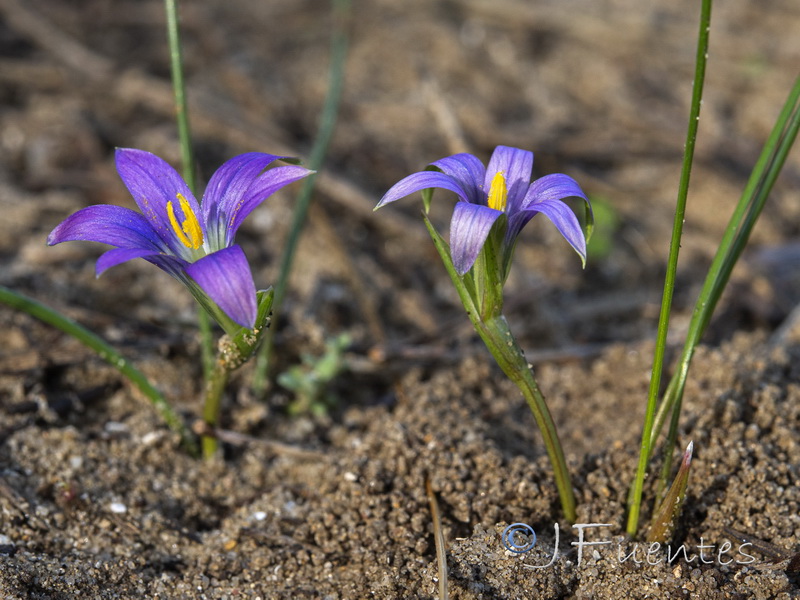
[141,431,163,446]
[104,421,129,435]
[0,540,16,556]
[109,502,128,514]
[253,511,267,521]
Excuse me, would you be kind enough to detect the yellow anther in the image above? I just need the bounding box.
[167,193,203,249]
[488,171,508,212]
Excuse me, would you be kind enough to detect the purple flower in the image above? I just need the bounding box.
[377,145,591,275]
[48,148,312,329]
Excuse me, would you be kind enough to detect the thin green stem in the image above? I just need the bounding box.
[164,0,214,379]
[200,289,275,458]
[251,0,351,395]
[422,215,576,522]
[651,75,800,495]
[476,316,576,522]
[202,359,229,459]
[164,0,195,191]
[0,286,198,457]
[656,391,684,505]
[627,0,712,538]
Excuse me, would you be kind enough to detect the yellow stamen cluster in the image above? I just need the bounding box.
[167,193,203,249]
[488,171,508,212]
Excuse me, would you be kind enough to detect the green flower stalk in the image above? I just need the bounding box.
[201,288,275,458]
[376,145,593,522]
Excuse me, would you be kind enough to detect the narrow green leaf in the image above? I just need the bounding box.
[163,0,215,380]
[627,0,712,538]
[0,286,198,456]
[252,0,351,394]
[650,73,800,459]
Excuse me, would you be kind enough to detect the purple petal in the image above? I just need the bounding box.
[201,153,306,247]
[185,245,257,328]
[522,173,588,209]
[221,164,312,246]
[508,199,586,262]
[47,205,165,252]
[376,171,470,208]
[143,255,191,281]
[485,146,533,211]
[429,153,486,205]
[95,249,188,279]
[115,148,202,256]
[450,202,503,275]
[203,153,286,212]
[96,247,163,275]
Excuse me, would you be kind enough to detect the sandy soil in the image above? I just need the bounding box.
[1,0,799,598]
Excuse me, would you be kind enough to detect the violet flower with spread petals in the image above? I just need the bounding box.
[375,145,591,521]
[48,148,312,330]
[377,145,591,277]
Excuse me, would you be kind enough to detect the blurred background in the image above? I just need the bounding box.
[1,0,799,386]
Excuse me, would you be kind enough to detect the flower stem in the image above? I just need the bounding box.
[626,0,712,538]
[163,0,215,380]
[201,357,229,459]
[474,315,577,523]
[0,286,199,457]
[251,0,351,395]
[164,0,195,192]
[422,214,575,522]
[201,289,274,458]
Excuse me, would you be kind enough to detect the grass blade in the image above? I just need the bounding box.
[627,0,713,538]
[252,0,351,394]
[651,73,800,496]
[164,0,215,379]
[0,285,198,456]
